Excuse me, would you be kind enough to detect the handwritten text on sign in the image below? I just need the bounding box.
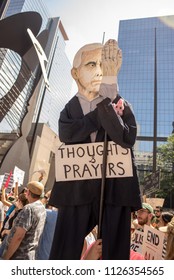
[55,141,133,181]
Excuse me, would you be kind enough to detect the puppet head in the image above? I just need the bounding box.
[71,43,103,100]
[71,40,122,101]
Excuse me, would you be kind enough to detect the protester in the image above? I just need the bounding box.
[36,190,58,260]
[159,211,174,231]
[1,181,46,260]
[81,239,102,260]
[49,39,141,260]
[0,183,17,208]
[152,206,163,229]
[81,226,98,258]
[165,216,174,260]
[157,211,174,260]
[0,192,28,257]
[0,193,28,239]
[136,203,154,230]
[85,226,98,248]
[81,239,144,260]
[0,182,20,237]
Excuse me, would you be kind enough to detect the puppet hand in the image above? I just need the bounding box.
[112,98,124,116]
[102,39,122,78]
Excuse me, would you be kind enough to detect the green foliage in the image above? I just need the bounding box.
[156,134,174,198]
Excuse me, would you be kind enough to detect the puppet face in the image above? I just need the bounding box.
[72,48,103,97]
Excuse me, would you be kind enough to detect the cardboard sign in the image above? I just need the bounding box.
[142,225,165,260]
[0,175,4,190]
[130,229,144,253]
[143,171,160,196]
[146,198,164,209]
[55,141,133,181]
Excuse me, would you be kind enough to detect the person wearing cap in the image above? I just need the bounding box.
[1,181,46,260]
[136,203,154,230]
[158,211,174,260]
[165,216,174,260]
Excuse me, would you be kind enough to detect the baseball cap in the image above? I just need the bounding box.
[142,203,154,214]
[159,226,167,233]
[27,181,44,196]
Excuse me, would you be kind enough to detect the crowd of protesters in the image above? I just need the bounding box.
[0,180,174,260]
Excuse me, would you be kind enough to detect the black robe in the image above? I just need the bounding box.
[49,94,142,260]
[49,94,141,210]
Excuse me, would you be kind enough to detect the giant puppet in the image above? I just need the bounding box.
[49,39,142,260]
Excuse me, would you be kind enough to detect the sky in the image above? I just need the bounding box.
[43,0,174,64]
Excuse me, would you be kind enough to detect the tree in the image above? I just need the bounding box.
[156,134,174,200]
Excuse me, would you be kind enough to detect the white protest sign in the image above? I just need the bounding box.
[130,229,144,253]
[0,175,4,190]
[142,225,165,260]
[55,141,133,181]
[13,166,25,186]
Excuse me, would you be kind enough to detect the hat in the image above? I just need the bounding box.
[159,226,167,233]
[142,203,154,214]
[167,216,174,235]
[27,181,44,196]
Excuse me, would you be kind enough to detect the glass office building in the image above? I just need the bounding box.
[118,16,174,171]
[0,0,72,134]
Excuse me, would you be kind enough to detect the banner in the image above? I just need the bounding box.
[2,172,14,193]
[55,141,133,181]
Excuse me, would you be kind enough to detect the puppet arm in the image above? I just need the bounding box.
[97,97,137,148]
[59,105,101,143]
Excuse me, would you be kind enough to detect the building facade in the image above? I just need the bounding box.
[118,15,174,173]
[0,0,72,134]
[0,0,72,186]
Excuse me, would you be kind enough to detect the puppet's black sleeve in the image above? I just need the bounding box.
[59,105,101,143]
[97,97,137,148]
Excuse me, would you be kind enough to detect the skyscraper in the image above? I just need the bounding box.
[0,0,72,134]
[0,0,73,186]
[118,15,174,172]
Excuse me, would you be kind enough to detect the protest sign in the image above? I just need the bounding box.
[130,229,144,253]
[0,175,4,190]
[142,225,165,260]
[55,141,133,181]
[143,171,160,196]
[2,172,14,193]
[146,198,164,209]
[13,166,25,186]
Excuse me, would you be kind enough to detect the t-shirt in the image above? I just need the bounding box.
[36,209,58,260]
[3,200,46,260]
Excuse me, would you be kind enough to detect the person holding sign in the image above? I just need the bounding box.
[49,39,141,260]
